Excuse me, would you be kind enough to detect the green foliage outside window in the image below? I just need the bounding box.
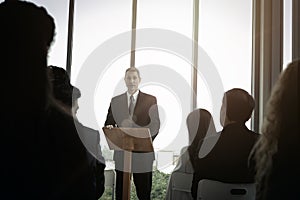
[100,169,170,200]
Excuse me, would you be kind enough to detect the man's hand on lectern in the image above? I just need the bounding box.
[106,125,114,129]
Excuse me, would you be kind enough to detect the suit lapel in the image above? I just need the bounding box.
[120,92,129,115]
[134,91,144,116]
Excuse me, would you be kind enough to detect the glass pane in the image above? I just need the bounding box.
[136,0,193,38]
[136,0,193,154]
[71,0,133,157]
[72,0,132,122]
[30,0,69,68]
[283,0,293,69]
[72,0,132,80]
[197,0,253,131]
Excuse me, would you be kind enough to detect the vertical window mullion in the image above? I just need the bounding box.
[192,0,200,111]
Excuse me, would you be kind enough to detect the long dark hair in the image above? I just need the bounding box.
[0,1,55,115]
[252,60,299,199]
[187,109,216,163]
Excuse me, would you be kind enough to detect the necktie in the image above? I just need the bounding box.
[129,95,134,116]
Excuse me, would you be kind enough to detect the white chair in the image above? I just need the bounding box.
[170,172,194,200]
[197,179,255,200]
[104,169,116,200]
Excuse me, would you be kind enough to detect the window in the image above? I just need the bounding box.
[30,0,69,68]
[283,0,293,69]
[21,0,254,167]
[197,0,253,130]
[136,0,193,152]
[72,0,132,128]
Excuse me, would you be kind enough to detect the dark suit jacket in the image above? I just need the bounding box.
[105,91,160,172]
[191,122,259,198]
[1,106,95,200]
[75,121,106,199]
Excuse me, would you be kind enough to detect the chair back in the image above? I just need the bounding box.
[168,171,194,199]
[197,179,255,200]
[172,171,193,192]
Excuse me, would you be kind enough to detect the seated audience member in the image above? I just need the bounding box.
[48,66,106,199]
[166,109,216,200]
[191,88,259,199]
[188,109,217,169]
[252,60,300,200]
[0,1,93,199]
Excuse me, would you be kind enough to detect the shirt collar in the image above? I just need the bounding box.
[127,90,139,102]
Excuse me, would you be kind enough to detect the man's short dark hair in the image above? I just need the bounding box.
[223,88,255,123]
[125,67,141,78]
[48,66,81,107]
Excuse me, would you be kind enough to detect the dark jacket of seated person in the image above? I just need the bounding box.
[48,66,106,199]
[191,88,260,199]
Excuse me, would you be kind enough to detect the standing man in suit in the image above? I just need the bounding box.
[190,88,260,199]
[105,67,160,200]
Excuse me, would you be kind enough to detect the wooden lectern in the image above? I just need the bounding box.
[103,127,154,200]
